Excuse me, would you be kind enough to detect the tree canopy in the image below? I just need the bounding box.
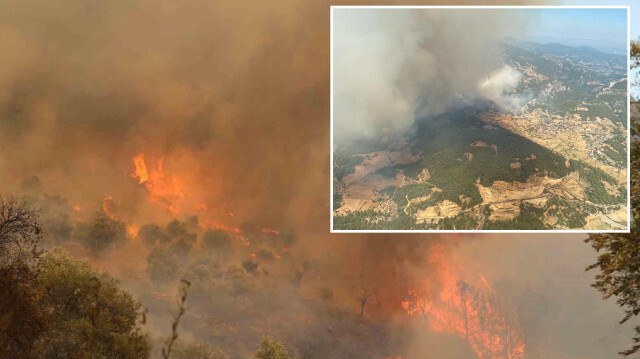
[34,248,150,359]
[586,39,640,356]
[0,196,151,359]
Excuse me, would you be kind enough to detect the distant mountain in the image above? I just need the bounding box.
[504,37,626,70]
[519,35,627,55]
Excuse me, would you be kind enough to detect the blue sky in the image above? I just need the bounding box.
[557,1,637,96]
[560,1,637,40]
[525,8,627,40]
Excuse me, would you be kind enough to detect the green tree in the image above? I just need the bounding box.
[74,213,127,256]
[254,336,298,359]
[0,195,41,264]
[0,196,46,359]
[34,248,150,359]
[585,39,640,357]
[587,234,640,356]
[166,219,198,257]
[632,40,640,94]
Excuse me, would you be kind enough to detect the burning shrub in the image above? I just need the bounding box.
[402,279,524,359]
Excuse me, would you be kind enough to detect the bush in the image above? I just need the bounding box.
[255,336,298,359]
[171,339,229,359]
[35,248,150,358]
[147,247,181,284]
[202,229,233,255]
[73,213,126,256]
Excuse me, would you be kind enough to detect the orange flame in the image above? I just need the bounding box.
[102,195,118,220]
[132,153,149,184]
[261,227,280,235]
[197,218,250,247]
[126,224,140,238]
[103,196,141,243]
[239,235,250,247]
[402,246,525,359]
[480,275,494,293]
[129,152,254,248]
[199,219,242,234]
[131,153,184,216]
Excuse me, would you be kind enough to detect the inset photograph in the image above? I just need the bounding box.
[331,6,630,232]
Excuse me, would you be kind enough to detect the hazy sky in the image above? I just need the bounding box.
[525,8,627,41]
[560,1,638,40]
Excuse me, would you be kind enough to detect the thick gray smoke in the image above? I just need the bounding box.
[1,0,634,358]
[333,9,530,141]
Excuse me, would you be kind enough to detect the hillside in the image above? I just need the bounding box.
[333,40,628,231]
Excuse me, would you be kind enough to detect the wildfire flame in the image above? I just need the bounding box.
[126,224,140,238]
[401,246,525,359]
[102,195,118,220]
[261,227,280,235]
[132,153,149,184]
[101,195,141,241]
[131,153,184,215]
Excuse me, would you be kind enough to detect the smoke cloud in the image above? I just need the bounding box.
[0,0,633,358]
[478,64,527,113]
[333,8,531,141]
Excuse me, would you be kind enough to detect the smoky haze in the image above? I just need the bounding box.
[333,8,531,142]
[0,0,634,358]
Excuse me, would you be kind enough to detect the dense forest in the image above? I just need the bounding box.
[333,103,601,230]
[0,196,312,359]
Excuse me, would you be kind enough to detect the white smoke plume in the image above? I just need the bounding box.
[478,64,528,113]
[333,8,532,141]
